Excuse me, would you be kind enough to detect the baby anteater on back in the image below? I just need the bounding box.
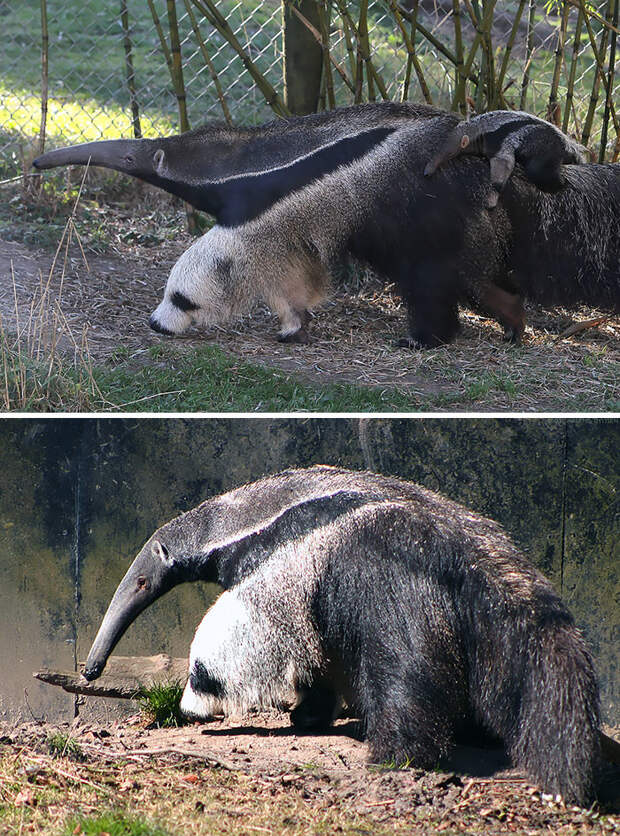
[425,110,586,207]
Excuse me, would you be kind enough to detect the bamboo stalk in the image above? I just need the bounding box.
[189,0,290,116]
[397,2,476,80]
[166,0,190,132]
[388,0,432,103]
[120,0,142,138]
[358,0,375,101]
[146,0,173,72]
[183,0,233,126]
[600,0,618,160]
[547,0,570,125]
[334,0,390,100]
[481,0,498,110]
[288,4,355,94]
[38,0,49,156]
[166,0,197,233]
[452,0,466,111]
[462,0,486,109]
[401,0,418,102]
[520,0,536,109]
[341,11,357,88]
[452,30,483,110]
[317,1,335,108]
[496,0,527,104]
[581,0,613,146]
[567,0,619,34]
[563,2,584,131]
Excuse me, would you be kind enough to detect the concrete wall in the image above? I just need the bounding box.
[0,418,617,723]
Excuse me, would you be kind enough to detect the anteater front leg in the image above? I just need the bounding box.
[396,260,461,348]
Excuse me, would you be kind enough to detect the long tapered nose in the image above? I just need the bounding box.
[33,138,141,172]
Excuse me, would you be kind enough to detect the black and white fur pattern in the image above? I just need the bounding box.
[83,466,600,805]
[32,103,619,346]
[149,105,618,347]
[424,110,587,208]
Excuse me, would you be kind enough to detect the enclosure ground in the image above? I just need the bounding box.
[1,183,618,412]
[1,716,618,835]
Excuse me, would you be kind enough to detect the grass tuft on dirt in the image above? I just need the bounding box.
[47,732,85,762]
[138,682,186,729]
[64,811,170,836]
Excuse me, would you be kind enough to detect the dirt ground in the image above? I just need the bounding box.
[1,714,619,835]
[1,195,618,411]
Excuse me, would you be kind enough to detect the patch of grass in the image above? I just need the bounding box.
[64,810,170,836]
[93,343,429,412]
[47,732,85,762]
[138,681,186,729]
[0,249,104,412]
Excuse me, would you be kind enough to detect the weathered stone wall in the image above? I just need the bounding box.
[0,418,616,723]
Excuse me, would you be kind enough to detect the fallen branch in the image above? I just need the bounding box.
[556,315,614,339]
[34,654,188,699]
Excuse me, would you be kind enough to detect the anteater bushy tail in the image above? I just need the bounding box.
[509,620,600,805]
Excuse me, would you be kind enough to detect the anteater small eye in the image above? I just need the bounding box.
[136,575,150,591]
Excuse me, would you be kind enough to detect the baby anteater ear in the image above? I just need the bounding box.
[153,148,166,173]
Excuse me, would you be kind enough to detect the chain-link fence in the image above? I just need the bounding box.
[1,0,618,176]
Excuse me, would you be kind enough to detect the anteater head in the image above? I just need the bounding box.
[32,126,239,212]
[34,137,169,183]
[82,503,223,681]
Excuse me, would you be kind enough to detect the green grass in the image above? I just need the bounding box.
[47,732,85,762]
[95,343,432,412]
[138,681,186,728]
[2,336,616,413]
[64,811,170,836]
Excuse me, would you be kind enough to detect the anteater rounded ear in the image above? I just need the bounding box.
[152,539,172,564]
[153,148,166,173]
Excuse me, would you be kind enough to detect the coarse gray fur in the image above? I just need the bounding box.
[150,110,617,344]
[34,102,618,346]
[82,466,600,805]
[424,110,587,207]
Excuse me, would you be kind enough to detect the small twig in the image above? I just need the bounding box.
[112,390,186,409]
[364,798,395,807]
[21,755,115,796]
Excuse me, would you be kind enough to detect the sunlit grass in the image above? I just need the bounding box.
[0,84,176,148]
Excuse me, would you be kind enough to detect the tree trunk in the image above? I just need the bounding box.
[282,0,324,114]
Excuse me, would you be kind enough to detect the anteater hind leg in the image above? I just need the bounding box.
[358,656,456,768]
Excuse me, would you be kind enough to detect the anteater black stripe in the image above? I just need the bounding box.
[475,117,541,155]
[209,126,396,227]
[171,291,200,312]
[214,491,379,589]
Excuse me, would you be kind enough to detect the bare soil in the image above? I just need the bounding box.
[1,715,619,835]
[1,194,618,411]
